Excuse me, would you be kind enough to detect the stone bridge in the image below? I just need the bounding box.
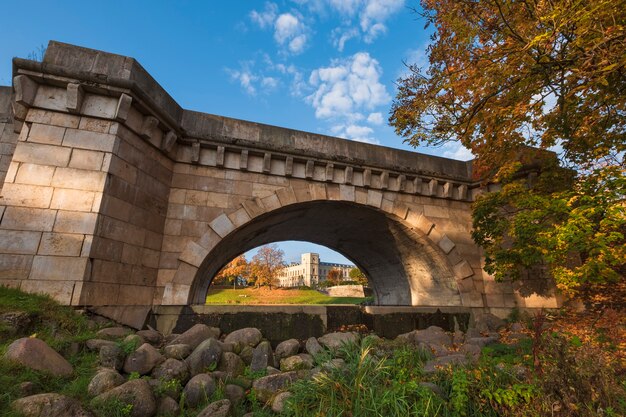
[0,42,559,316]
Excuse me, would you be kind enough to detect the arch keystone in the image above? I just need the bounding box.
[367,190,383,208]
[209,213,235,238]
[309,183,327,200]
[339,184,355,202]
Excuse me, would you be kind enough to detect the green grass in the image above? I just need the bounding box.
[205,287,371,305]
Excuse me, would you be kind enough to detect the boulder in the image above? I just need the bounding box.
[217,340,235,353]
[250,341,274,372]
[4,338,73,377]
[305,337,323,356]
[0,311,32,335]
[321,358,345,372]
[475,313,506,332]
[252,371,302,403]
[399,326,453,350]
[510,322,524,332]
[297,353,314,367]
[87,369,125,396]
[99,344,125,371]
[460,343,482,360]
[96,327,133,340]
[224,384,245,405]
[123,333,145,347]
[137,329,162,345]
[280,355,313,372]
[168,324,220,350]
[156,396,180,416]
[149,377,182,401]
[197,399,231,417]
[19,381,36,397]
[123,343,164,375]
[185,338,222,376]
[12,393,93,417]
[152,358,190,385]
[466,336,498,348]
[164,344,193,360]
[239,345,254,365]
[266,366,281,375]
[317,332,359,351]
[183,374,216,408]
[93,379,156,417]
[223,328,263,351]
[275,339,300,362]
[217,352,245,377]
[85,339,116,351]
[272,391,292,413]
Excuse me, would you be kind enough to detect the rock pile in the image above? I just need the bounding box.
[4,313,519,417]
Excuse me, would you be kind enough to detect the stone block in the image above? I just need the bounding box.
[117,285,155,305]
[228,207,251,228]
[30,256,89,281]
[12,142,71,167]
[53,211,98,234]
[142,248,160,269]
[1,207,56,232]
[261,194,281,212]
[168,189,186,204]
[25,109,80,129]
[157,269,176,287]
[69,149,104,170]
[354,188,368,205]
[38,232,84,256]
[179,241,210,268]
[391,202,409,220]
[172,261,198,286]
[14,164,55,186]
[242,198,266,219]
[276,187,297,206]
[209,213,235,238]
[90,237,123,261]
[0,230,41,254]
[79,117,111,133]
[162,283,191,305]
[309,183,327,200]
[4,161,18,183]
[164,219,182,235]
[424,204,450,219]
[27,123,66,146]
[437,234,456,254]
[197,229,221,250]
[106,155,138,185]
[453,260,474,279]
[366,190,383,208]
[339,184,355,202]
[63,129,118,152]
[21,280,75,304]
[99,195,132,221]
[51,167,106,191]
[0,254,33,279]
[185,190,208,206]
[50,189,95,212]
[0,183,54,208]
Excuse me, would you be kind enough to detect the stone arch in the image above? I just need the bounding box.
[161,183,477,306]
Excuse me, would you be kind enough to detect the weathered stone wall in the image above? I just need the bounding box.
[325,285,366,298]
[0,87,18,188]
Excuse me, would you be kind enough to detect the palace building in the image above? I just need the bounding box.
[277,253,354,288]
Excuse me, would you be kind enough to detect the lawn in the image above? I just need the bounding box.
[205,286,370,305]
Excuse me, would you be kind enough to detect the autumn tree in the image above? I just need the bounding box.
[326,269,343,287]
[213,255,249,288]
[349,267,368,286]
[391,0,625,294]
[249,244,286,290]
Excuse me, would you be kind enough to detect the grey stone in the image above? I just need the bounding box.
[124,343,164,375]
[476,313,506,332]
[224,384,245,405]
[466,336,498,348]
[321,358,345,372]
[197,399,231,417]
[398,326,453,349]
[459,343,482,360]
[252,371,303,403]
[217,340,235,353]
[152,358,190,385]
[183,374,216,408]
[280,355,313,372]
[305,337,323,356]
[19,381,36,397]
[510,322,524,332]
[12,393,93,417]
[5,338,73,377]
[239,345,254,365]
[96,327,133,339]
[297,353,314,367]
[0,311,32,334]
[164,344,193,360]
[275,339,300,362]
[150,377,181,401]
[266,366,281,375]
[223,328,263,351]
[185,338,222,376]
[217,351,245,377]
[93,379,156,417]
[272,391,292,413]
[156,396,180,417]
[137,329,163,345]
[168,324,220,350]
[251,341,274,372]
[423,354,469,373]
[85,339,116,351]
[317,332,359,351]
[99,344,124,371]
[87,369,125,396]
[122,334,145,348]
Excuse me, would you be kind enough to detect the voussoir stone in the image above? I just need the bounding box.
[87,369,125,396]
[96,327,133,339]
[275,339,300,362]
[123,343,163,375]
[183,373,216,408]
[305,336,323,356]
[197,399,231,417]
[164,343,193,360]
[5,338,73,377]
[168,324,220,350]
[185,338,222,376]
[318,332,359,351]
[251,340,274,372]
[12,393,93,417]
[93,379,156,417]
[152,358,190,385]
[223,328,263,351]
[217,351,245,377]
[252,371,303,403]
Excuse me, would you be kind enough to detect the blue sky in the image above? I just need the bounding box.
[0,1,472,264]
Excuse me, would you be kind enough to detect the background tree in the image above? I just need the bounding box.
[213,255,249,288]
[349,267,368,286]
[250,244,285,290]
[326,269,343,287]
[391,0,625,294]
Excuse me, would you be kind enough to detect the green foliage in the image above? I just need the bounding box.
[92,398,133,417]
[449,369,470,416]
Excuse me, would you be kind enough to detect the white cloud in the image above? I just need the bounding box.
[288,34,308,53]
[331,123,380,144]
[441,142,474,161]
[261,77,279,89]
[308,52,391,119]
[328,0,363,15]
[360,0,404,42]
[332,27,359,51]
[228,68,258,95]
[367,112,384,125]
[275,13,301,43]
[250,2,278,29]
